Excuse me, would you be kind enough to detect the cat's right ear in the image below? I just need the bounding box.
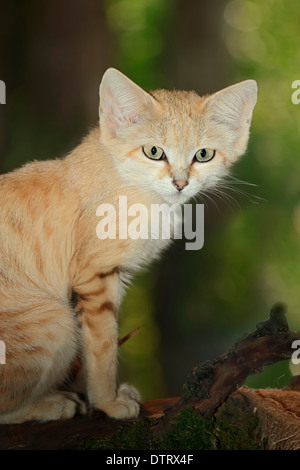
[99,68,157,137]
[202,79,258,157]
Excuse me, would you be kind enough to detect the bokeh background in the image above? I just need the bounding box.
[0,0,300,401]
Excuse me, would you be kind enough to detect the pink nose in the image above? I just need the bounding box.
[173,179,189,191]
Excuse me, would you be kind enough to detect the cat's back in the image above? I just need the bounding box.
[0,158,67,209]
[0,158,81,301]
[0,158,76,257]
[0,157,82,242]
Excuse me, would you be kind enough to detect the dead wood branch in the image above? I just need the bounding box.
[155,302,300,432]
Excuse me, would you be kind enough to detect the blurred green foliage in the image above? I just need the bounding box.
[222,0,300,387]
[223,0,300,326]
[104,0,174,89]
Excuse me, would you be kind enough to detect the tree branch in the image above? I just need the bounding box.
[155,302,300,433]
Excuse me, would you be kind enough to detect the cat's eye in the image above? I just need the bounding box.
[142,145,165,160]
[194,148,216,163]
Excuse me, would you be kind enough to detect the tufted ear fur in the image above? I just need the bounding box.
[99,68,158,137]
[202,79,257,156]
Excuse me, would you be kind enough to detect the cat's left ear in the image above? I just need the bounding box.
[203,79,257,156]
[99,68,158,137]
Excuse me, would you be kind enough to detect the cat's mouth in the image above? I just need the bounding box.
[163,190,191,205]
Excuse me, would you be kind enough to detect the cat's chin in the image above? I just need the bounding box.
[162,192,191,205]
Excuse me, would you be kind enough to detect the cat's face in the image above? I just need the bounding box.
[99,69,257,204]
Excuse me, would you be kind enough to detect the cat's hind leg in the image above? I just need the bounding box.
[0,298,86,424]
[0,391,86,424]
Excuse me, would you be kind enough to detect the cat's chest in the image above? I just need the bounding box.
[91,199,182,275]
[124,236,171,272]
[121,207,182,272]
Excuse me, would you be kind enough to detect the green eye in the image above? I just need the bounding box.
[142,145,165,160]
[194,148,216,162]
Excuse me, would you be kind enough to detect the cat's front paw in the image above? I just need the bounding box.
[100,383,141,420]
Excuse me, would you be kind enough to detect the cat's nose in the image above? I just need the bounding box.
[173,179,189,191]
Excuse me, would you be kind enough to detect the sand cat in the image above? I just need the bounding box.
[0,68,257,423]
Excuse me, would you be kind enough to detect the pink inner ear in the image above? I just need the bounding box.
[103,93,140,126]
